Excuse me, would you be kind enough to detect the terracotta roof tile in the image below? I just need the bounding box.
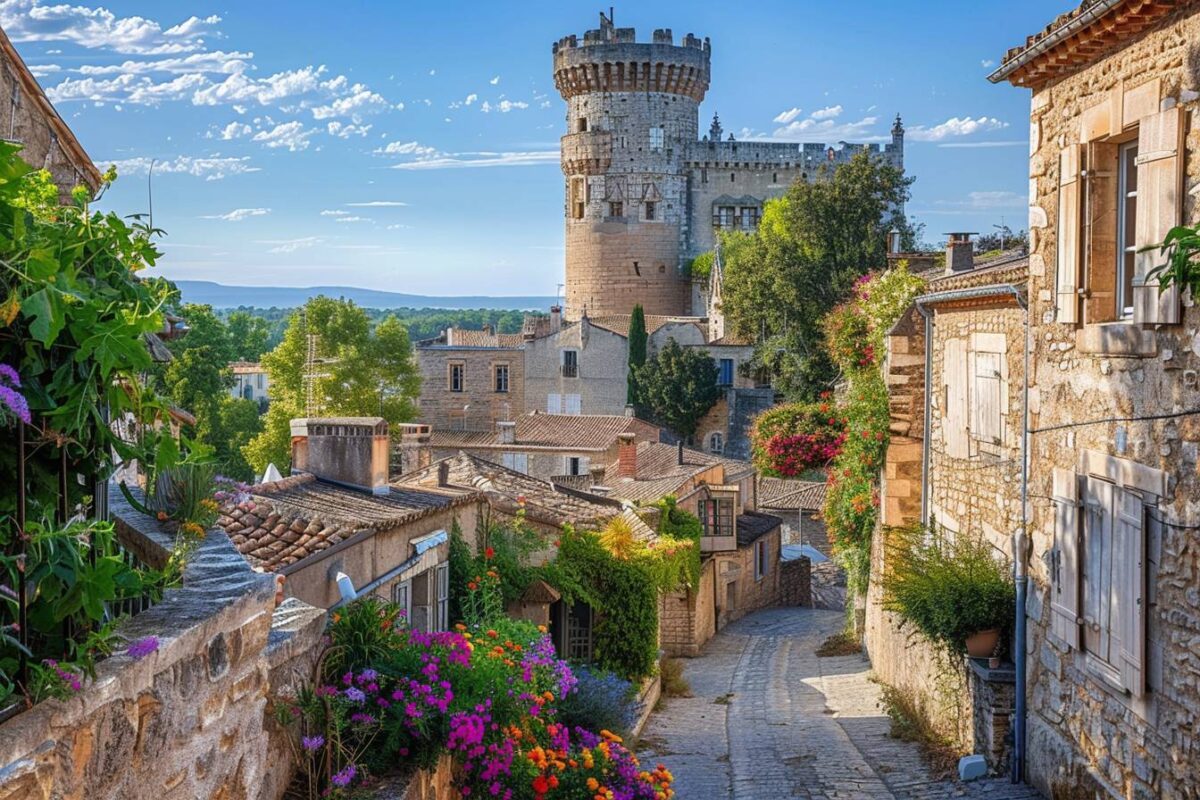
[596,442,755,504]
[736,511,782,548]
[758,478,827,511]
[431,412,660,452]
[585,314,706,338]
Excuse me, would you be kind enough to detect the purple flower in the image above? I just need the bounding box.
[330,764,357,788]
[301,735,324,751]
[126,636,159,660]
[0,364,18,386]
[344,686,366,703]
[0,382,30,425]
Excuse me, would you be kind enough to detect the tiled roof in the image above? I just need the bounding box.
[395,452,654,537]
[992,0,1182,88]
[736,511,782,548]
[419,327,525,349]
[586,314,706,339]
[759,478,827,511]
[218,473,475,572]
[928,254,1029,293]
[230,361,264,374]
[598,442,755,504]
[431,412,660,452]
[708,333,752,346]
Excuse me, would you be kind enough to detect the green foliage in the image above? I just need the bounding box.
[627,304,647,406]
[635,338,720,437]
[881,524,1015,655]
[719,152,916,399]
[243,296,422,473]
[687,250,715,282]
[322,597,408,678]
[1145,222,1200,300]
[648,496,702,590]
[750,401,847,477]
[224,310,272,361]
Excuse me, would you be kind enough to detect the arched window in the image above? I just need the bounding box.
[708,432,724,455]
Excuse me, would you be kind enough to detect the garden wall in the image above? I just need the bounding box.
[658,558,716,657]
[0,493,327,800]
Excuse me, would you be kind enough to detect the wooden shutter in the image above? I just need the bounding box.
[942,339,969,458]
[1057,144,1083,324]
[1116,488,1147,697]
[1084,141,1119,323]
[972,351,1002,446]
[436,563,449,632]
[1050,468,1082,649]
[1133,106,1184,325]
[547,393,561,413]
[1082,477,1115,662]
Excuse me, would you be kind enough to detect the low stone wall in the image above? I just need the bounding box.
[779,556,811,607]
[0,493,326,800]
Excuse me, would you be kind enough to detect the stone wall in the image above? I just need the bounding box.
[416,347,524,432]
[1021,9,1200,797]
[658,558,717,657]
[0,494,326,800]
[522,319,629,416]
[779,556,811,607]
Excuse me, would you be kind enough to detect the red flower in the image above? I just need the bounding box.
[532,776,550,794]
[484,546,495,560]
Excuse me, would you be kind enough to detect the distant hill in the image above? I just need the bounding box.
[176,280,557,311]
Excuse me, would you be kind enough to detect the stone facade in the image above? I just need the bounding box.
[658,558,717,658]
[522,317,629,416]
[1005,7,1200,797]
[416,344,525,432]
[0,27,101,198]
[0,495,326,800]
[779,555,812,607]
[554,12,903,319]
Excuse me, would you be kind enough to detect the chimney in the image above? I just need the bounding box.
[497,420,516,445]
[677,440,685,466]
[887,229,901,255]
[437,460,450,488]
[445,327,455,346]
[945,232,976,274]
[624,404,635,418]
[391,422,432,477]
[617,432,638,479]
[482,323,494,336]
[550,305,562,334]
[292,417,391,495]
[589,463,607,488]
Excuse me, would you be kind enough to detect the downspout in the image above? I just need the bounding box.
[911,283,1030,783]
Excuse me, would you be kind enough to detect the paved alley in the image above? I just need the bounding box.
[637,608,1042,800]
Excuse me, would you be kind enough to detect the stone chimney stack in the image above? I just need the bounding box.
[391,422,432,477]
[290,417,390,495]
[589,463,607,488]
[677,440,685,466]
[887,229,901,255]
[497,420,516,445]
[617,432,638,478]
[945,232,976,274]
[550,305,562,333]
[482,323,494,336]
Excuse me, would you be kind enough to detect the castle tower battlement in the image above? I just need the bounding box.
[555,12,903,320]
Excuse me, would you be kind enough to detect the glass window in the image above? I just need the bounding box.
[754,540,769,581]
[501,452,529,474]
[449,363,464,392]
[645,201,656,221]
[708,432,724,455]
[494,364,509,393]
[649,127,664,151]
[712,206,735,229]
[608,201,623,218]
[702,497,735,537]
[740,206,761,230]
[1117,140,1138,318]
[561,349,578,377]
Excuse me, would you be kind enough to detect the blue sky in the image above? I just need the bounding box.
[5,1,1069,297]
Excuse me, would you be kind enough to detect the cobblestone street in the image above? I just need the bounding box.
[638,608,1042,799]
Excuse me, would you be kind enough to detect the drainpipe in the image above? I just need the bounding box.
[911,283,1030,783]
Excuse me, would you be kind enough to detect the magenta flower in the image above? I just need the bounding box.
[301,735,324,751]
[126,636,159,660]
[330,764,357,787]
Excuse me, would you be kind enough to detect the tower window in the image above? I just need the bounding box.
[649,127,664,151]
[658,264,666,273]
[773,172,778,183]
[730,173,736,182]
[578,117,588,133]
[701,168,708,184]
[645,201,656,221]
[608,201,623,218]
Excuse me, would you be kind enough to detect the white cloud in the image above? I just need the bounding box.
[192,65,326,106]
[345,201,407,207]
[938,140,1026,149]
[772,107,803,124]
[311,83,389,121]
[981,59,996,68]
[326,121,372,138]
[810,104,843,120]
[390,149,558,170]
[906,116,1008,141]
[965,190,1025,209]
[320,209,350,216]
[200,207,270,222]
[28,63,60,77]
[489,75,500,85]
[76,50,251,76]
[259,236,322,253]
[47,71,207,104]
[105,155,260,181]
[214,120,251,140]
[0,1,221,54]
[480,99,527,113]
[333,215,370,223]
[251,120,317,151]
[770,115,882,142]
[375,140,437,157]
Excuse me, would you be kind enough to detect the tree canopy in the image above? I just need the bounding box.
[719,151,916,400]
[243,296,421,474]
[636,339,720,438]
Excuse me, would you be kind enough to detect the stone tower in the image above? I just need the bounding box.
[553,12,710,320]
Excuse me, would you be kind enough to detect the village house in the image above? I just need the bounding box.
[427,411,661,479]
[218,418,483,613]
[230,361,270,410]
[415,324,528,431]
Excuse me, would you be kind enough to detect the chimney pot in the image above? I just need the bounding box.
[497,420,516,445]
[617,432,638,479]
[944,231,976,274]
[437,460,450,487]
[550,305,562,334]
[292,417,390,494]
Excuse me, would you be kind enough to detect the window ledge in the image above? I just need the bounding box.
[1075,323,1157,357]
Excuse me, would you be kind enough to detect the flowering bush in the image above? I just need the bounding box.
[285,599,675,799]
[0,363,30,426]
[750,401,847,477]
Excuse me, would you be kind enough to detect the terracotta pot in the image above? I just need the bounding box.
[965,628,1000,658]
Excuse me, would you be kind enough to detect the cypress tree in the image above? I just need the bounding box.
[627,304,647,406]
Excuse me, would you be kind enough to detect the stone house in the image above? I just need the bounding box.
[522,314,630,417]
[574,438,783,656]
[985,2,1200,796]
[230,361,270,410]
[218,418,483,616]
[428,411,661,479]
[416,325,527,432]
[867,246,1029,770]
[0,25,101,198]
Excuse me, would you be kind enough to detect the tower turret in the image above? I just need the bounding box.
[553,13,711,320]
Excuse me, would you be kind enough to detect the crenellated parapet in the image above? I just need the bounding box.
[552,20,710,102]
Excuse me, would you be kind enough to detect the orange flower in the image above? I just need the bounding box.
[468,582,478,591]
[486,629,498,638]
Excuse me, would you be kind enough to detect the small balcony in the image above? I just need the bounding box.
[561,130,612,175]
[560,363,579,378]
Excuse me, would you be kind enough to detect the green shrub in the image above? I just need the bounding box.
[881,524,1015,655]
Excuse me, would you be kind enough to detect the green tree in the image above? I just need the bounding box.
[721,151,915,399]
[243,296,422,473]
[636,339,720,438]
[213,396,262,481]
[626,304,647,407]
[225,310,272,361]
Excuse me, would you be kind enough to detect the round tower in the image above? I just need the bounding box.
[553,13,710,320]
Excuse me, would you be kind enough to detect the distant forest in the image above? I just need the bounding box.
[213,306,533,355]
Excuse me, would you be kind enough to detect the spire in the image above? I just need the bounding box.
[892,113,904,138]
[709,112,723,142]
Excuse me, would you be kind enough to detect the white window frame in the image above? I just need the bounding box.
[708,432,724,455]
[547,393,561,413]
[1116,139,1138,318]
[563,394,582,415]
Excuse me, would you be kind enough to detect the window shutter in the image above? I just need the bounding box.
[436,563,450,632]
[1050,468,1082,649]
[972,351,1002,446]
[547,393,561,413]
[1084,141,1119,323]
[1133,106,1184,325]
[564,394,582,415]
[1116,489,1147,697]
[942,339,969,458]
[1057,144,1083,324]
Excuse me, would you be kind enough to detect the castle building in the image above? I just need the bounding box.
[554,12,904,320]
